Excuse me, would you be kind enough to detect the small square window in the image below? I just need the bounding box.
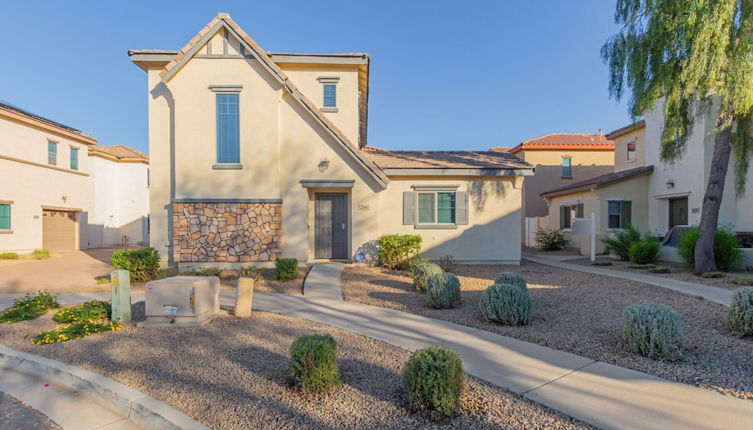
[48,141,57,166]
[323,84,337,108]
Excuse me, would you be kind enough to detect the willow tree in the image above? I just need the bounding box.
[602,0,753,273]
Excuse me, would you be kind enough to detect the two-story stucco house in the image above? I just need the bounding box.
[0,101,149,253]
[129,14,533,267]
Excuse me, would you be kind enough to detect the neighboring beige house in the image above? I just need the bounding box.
[538,122,649,254]
[129,13,533,267]
[0,100,149,253]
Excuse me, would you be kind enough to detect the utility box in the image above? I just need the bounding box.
[137,276,221,328]
[110,270,132,322]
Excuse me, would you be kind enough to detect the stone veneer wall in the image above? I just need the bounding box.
[172,202,282,263]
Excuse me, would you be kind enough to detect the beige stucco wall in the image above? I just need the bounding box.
[543,174,650,256]
[0,115,92,253]
[145,33,525,266]
[613,127,646,172]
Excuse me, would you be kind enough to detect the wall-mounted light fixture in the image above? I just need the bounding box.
[61,194,68,203]
[666,179,675,189]
[318,156,330,173]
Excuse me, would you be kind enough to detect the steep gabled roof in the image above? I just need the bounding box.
[491,133,614,154]
[143,13,388,188]
[540,165,654,198]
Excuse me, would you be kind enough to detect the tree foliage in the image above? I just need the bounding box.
[602,0,753,195]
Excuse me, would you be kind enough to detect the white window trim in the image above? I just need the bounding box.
[319,76,339,112]
[416,190,457,228]
[625,137,638,163]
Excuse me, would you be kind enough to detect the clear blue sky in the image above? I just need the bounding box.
[0,1,630,154]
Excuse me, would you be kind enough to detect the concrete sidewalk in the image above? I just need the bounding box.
[302,263,345,301]
[523,252,734,306]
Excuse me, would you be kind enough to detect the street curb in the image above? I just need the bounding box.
[0,344,209,430]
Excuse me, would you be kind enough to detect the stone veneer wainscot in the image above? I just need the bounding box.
[172,202,282,263]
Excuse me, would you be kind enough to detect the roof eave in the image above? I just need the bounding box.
[0,107,97,145]
[383,168,534,177]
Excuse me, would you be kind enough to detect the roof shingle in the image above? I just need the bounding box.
[540,165,653,198]
[89,145,148,162]
[365,150,532,171]
[491,133,614,154]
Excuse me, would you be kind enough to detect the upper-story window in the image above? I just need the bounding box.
[216,93,240,164]
[562,157,572,178]
[627,141,637,162]
[48,141,57,166]
[323,84,337,108]
[70,147,79,170]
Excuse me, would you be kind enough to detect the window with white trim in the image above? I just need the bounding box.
[418,192,456,224]
[323,84,336,108]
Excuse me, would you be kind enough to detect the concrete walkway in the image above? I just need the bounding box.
[523,252,734,306]
[0,366,141,430]
[0,249,116,293]
[302,264,344,300]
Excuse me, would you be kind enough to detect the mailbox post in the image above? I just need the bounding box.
[110,269,132,322]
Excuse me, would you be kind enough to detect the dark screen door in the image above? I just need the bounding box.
[315,193,348,259]
[669,197,688,229]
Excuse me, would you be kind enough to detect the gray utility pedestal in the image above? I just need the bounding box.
[137,276,222,328]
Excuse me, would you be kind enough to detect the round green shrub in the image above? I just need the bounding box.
[494,272,527,290]
[728,287,753,337]
[678,227,743,271]
[111,248,160,283]
[403,346,464,419]
[479,283,532,326]
[426,273,461,309]
[286,334,342,394]
[623,303,683,360]
[275,258,299,281]
[628,238,661,264]
[412,263,443,293]
[403,256,429,273]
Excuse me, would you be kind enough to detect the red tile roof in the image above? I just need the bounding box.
[89,145,148,162]
[491,133,614,154]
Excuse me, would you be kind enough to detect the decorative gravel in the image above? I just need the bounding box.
[0,307,589,430]
[341,262,753,402]
[567,257,752,290]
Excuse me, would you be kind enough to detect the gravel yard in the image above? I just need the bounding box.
[567,257,752,290]
[0,305,589,430]
[341,262,753,401]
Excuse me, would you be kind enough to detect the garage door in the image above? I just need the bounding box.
[42,210,77,250]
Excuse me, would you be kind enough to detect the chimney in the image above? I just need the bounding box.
[598,128,603,135]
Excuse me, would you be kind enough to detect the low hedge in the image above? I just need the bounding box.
[111,248,160,283]
[275,258,299,281]
[286,334,342,394]
[403,346,464,419]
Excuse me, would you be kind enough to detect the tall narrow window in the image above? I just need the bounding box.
[323,84,337,108]
[627,141,636,161]
[70,147,79,170]
[48,141,57,165]
[216,93,240,164]
[0,204,10,230]
[562,157,572,178]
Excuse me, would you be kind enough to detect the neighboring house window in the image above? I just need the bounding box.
[0,204,10,230]
[70,147,79,170]
[147,168,150,187]
[418,192,456,224]
[608,200,632,229]
[323,84,337,108]
[559,202,583,229]
[562,157,572,178]
[48,141,57,165]
[216,93,240,164]
[627,141,636,161]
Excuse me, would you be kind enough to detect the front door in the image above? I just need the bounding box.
[315,193,348,259]
[669,197,688,229]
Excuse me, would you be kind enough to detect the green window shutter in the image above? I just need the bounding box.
[576,203,584,218]
[0,204,10,230]
[455,191,468,225]
[621,201,632,228]
[559,206,566,229]
[437,192,456,224]
[402,192,415,225]
[418,193,435,223]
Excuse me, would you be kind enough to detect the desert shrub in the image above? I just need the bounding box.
[728,287,753,337]
[286,334,342,394]
[700,271,725,279]
[275,258,299,281]
[479,283,532,326]
[239,266,264,280]
[494,272,527,290]
[111,248,160,283]
[402,256,429,273]
[412,263,443,293]
[32,249,50,259]
[678,227,743,271]
[193,267,222,277]
[377,234,422,269]
[623,303,683,360]
[535,228,568,251]
[648,266,671,273]
[731,277,753,286]
[403,346,464,419]
[602,226,641,261]
[628,237,661,264]
[30,320,121,345]
[0,292,59,323]
[426,273,461,309]
[591,260,613,266]
[53,301,111,323]
[438,255,455,272]
[0,252,19,260]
